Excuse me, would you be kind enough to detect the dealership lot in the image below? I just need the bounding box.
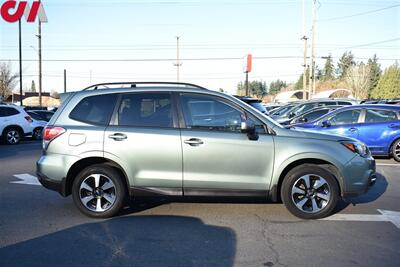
[0,141,400,267]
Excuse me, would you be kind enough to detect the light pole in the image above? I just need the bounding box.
[174,36,182,82]
[19,20,23,106]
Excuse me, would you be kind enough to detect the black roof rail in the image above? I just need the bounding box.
[82,82,208,91]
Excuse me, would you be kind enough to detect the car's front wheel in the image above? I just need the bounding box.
[281,164,339,219]
[72,164,127,218]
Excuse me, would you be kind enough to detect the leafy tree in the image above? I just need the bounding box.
[367,54,381,98]
[337,51,355,79]
[323,54,335,80]
[269,79,287,95]
[0,63,18,99]
[371,63,400,99]
[30,80,36,92]
[236,80,267,97]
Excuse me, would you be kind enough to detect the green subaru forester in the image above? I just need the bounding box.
[37,82,376,219]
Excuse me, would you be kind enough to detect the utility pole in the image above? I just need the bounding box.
[245,72,249,96]
[38,19,42,107]
[64,69,67,93]
[301,0,308,100]
[18,19,23,106]
[308,0,317,99]
[174,36,182,82]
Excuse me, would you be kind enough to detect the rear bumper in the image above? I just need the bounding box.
[36,169,67,197]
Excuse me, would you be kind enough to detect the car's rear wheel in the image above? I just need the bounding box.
[72,164,127,218]
[32,127,43,140]
[3,128,22,145]
[391,139,400,162]
[281,164,339,219]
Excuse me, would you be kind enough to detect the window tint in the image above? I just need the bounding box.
[293,103,318,116]
[28,112,44,121]
[330,109,361,125]
[181,94,245,132]
[69,94,117,125]
[304,109,329,122]
[365,109,398,123]
[118,93,173,128]
[338,101,352,105]
[321,102,336,106]
[0,107,20,117]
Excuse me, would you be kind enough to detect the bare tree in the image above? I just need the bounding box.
[0,63,18,100]
[344,64,371,99]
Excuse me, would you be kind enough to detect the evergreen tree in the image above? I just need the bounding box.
[236,80,268,97]
[367,54,381,98]
[269,79,287,95]
[337,51,355,79]
[294,66,310,89]
[371,63,400,99]
[323,54,335,80]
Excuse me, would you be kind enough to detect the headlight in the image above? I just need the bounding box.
[341,141,370,157]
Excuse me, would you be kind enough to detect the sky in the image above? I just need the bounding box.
[1,0,400,95]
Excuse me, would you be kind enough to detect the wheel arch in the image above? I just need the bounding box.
[269,157,344,202]
[2,125,24,136]
[65,157,130,196]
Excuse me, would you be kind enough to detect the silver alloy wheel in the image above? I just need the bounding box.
[395,142,400,158]
[79,174,116,212]
[7,130,21,144]
[291,174,331,214]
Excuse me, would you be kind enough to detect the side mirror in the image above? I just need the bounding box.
[241,121,259,141]
[288,112,295,118]
[321,120,331,128]
[298,117,307,123]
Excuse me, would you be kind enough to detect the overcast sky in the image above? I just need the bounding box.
[1,0,399,94]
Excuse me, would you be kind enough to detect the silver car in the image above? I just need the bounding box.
[37,82,376,219]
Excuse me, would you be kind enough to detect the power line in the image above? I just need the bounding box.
[320,37,400,53]
[319,3,400,22]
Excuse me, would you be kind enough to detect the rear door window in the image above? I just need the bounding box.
[365,109,398,123]
[69,94,118,125]
[117,93,173,128]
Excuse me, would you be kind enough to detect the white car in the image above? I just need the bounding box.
[0,104,34,144]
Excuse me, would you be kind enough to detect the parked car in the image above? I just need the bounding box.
[281,106,343,126]
[269,102,299,116]
[294,105,400,161]
[37,82,376,219]
[28,110,54,122]
[263,103,282,112]
[0,104,33,144]
[27,111,48,140]
[234,96,268,115]
[272,99,357,123]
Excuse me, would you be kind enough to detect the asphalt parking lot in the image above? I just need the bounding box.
[0,140,399,267]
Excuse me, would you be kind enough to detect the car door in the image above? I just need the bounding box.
[357,108,400,154]
[104,92,183,193]
[178,93,274,195]
[318,108,362,139]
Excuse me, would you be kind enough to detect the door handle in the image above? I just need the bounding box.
[348,127,358,133]
[108,133,127,141]
[184,138,204,146]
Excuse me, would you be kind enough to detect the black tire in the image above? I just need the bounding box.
[2,127,22,145]
[72,164,127,218]
[391,139,400,162]
[281,164,339,219]
[32,127,43,140]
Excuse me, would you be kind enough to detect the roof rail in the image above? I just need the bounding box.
[82,82,208,91]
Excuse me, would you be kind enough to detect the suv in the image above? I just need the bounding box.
[0,104,33,144]
[37,82,376,219]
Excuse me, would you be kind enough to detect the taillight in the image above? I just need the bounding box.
[43,126,65,142]
[25,115,33,123]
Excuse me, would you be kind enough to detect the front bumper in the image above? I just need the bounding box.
[342,155,376,198]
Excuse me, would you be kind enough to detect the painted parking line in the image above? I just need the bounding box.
[376,163,399,167]
[11,173,41,186]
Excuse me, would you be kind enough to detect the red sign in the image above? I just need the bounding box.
[1,1,47,23]
[243,54,252,73]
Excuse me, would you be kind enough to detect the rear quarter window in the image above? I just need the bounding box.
[0,107,20,117]
[69,94,117,125]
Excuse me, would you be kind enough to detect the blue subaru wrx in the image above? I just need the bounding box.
[293,105,400,162]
